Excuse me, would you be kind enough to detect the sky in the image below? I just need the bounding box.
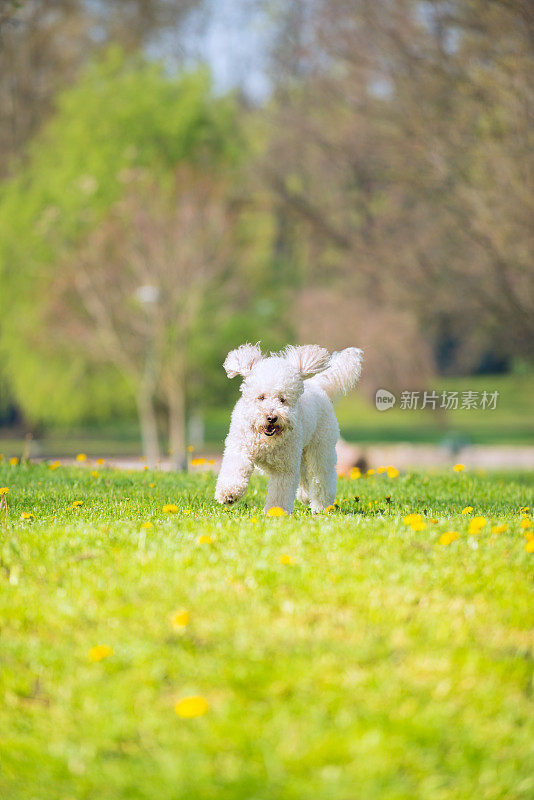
[149,0,273,101]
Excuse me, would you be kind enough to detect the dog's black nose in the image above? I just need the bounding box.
[266,415,278,424]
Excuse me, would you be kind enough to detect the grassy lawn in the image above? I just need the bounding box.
[1,462,533,800]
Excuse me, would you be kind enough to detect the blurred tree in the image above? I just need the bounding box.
[50,168,235,466]
[262,0,534,380]
[0,0,205,428]
[0,0,202,177]
[0,50,279,462]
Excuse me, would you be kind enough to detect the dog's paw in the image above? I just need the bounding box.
[296,486,310,505]
[215,485,244,506]
[310,501,328,513]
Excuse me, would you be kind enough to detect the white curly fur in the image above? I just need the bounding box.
[215,344,363,514]
[223,342,263,378]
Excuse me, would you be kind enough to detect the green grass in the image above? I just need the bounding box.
[1,462,533,800]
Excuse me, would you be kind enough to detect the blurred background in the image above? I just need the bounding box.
[0,0,532,470]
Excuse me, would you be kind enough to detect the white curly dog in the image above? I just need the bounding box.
[215,343,363,513]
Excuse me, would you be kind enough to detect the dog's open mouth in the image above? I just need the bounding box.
[263,424,281,437]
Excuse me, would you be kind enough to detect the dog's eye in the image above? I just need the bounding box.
[258,394,265,401]
[279,397,286,404]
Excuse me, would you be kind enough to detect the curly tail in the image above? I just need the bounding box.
[307,347,363,402]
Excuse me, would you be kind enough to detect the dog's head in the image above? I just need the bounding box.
[223,343,330,439]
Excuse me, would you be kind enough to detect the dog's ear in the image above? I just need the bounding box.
[223,343,263,378]
[283,345,330,377]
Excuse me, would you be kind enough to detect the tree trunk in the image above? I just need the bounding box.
[137,382,159,466]
[166,379,186,471]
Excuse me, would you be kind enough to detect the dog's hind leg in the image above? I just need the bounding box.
[296,449,311,505]
[306,437,337,512]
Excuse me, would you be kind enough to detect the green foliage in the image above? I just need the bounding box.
[0,463,532,799]
[0,47,244,425]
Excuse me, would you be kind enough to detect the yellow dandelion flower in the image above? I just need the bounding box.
[208,459,216,466]
[149,482,156,488]
[453,464,465,472]
[324,505,336,513]
[280,554,294,565]
[76,453,87,462]
[250,516,258,524]
[9,457,19,466]
[525,531,534,541]
[461,506,473,515]
[49,461,60,470]
[266,506,286,517]
[170,610,189,629]
[430,518,439,524]
[174,696,209,718]
[519,507,529,514]
[410,520,426,531]
[491,524,508,534]
[71,500,83,507]
[91,470,99,478]
[386,466,399,478]
[439,531,459,546]
[190,457,206,467]
[366,469,375,477]
[350,467,361,479]
[162,504,179,514]
[20,512,34,520]
[377,466,386,474]
[89,645,113,662]
[0,487,9,495]
[197,535,213,544]
[96,458,105,466]
[525,540,534,554]
[520,517,532,530]
[141,521,153,529]
[187,445,194,453]
[468,516,487,535]
[184,509,191,515]
[403,513,423,525]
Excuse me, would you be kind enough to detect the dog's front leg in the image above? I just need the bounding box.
[215,444,254,507]
[264,468,301,515]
